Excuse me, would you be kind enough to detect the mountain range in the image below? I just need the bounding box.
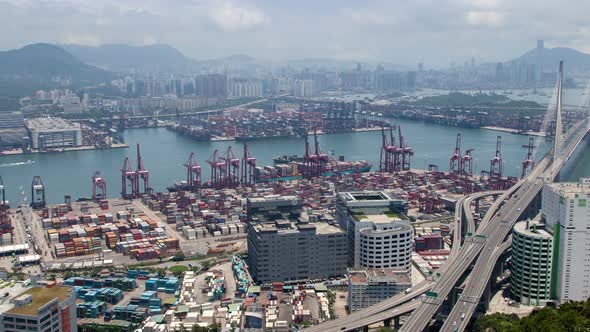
[510,47,590,73]
[3,42,590,99]
[61,44,193,73]
[0,43,115,96]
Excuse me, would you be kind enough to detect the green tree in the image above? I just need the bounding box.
[172,252,186,262]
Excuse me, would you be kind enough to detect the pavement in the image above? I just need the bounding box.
[191,261,236,304]
[333,290,348,319]
[487,288,536,318]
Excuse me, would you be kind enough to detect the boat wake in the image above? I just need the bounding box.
[0,160,35,168]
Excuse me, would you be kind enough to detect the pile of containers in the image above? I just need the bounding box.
[0,233,12,245]
[105,305,147,323]
[318,292,330,319]
[127,269,151,279]
[203,272,225,301]
[178,271,197,304]
[105,277,138,291]
[265,304,278,330]
[77,301,107,318]
[41,213,114,229]
[54,237,101,258]
[146,190,248,239]
[129,291,162,314]
[292,290,312,323]
[232,255,250,296]
[65,276,137,292]
[145,277,180,294]
[73,286,124,305]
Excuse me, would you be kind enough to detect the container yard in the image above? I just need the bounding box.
[39,203,180,261]
[59,269,180,324]
[15,135,517,270]
[163,257,331,331]
[167,102,387,142]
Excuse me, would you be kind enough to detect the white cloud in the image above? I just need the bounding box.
[208,2,270,31]
[465,0,500,9]
[341,9,399,26]
[1,0,590,66]
[465,11,504,26]
[142,35,158,45]
[63,33,102,46]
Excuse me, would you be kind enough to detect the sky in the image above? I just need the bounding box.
[1,0,590,68]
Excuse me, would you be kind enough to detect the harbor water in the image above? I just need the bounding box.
[0,116,575,205]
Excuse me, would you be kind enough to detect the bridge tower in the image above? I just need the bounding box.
[554,60,564,158]
[521,137,535,178]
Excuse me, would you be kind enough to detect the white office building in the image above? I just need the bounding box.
[336,191,412,272]
[541,179,590,302]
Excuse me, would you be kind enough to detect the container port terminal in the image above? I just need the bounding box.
[0,109,546,328]
[0,109,569,331]
[167,101,388,142]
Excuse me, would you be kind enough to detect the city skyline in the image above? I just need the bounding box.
[2,0,590,67]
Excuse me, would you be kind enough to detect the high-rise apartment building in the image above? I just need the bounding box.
[293,79,315,98]
[229,79,263,98]
[194,74,227,98]
[542,179,590,302]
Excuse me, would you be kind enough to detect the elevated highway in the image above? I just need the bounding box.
[303,191,504,332]
[439,116,590,332]
[308,62,590,332]
[401,61,590,332]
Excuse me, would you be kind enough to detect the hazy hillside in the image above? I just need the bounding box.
[62,43,193,73]
[510,47,590,73]
[0,43,116,96]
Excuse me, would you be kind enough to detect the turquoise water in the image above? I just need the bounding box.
[0,118,556,204]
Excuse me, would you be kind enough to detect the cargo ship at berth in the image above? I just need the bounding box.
[255,155,372,183]
[235,133,296,142]
[273,155,305,164]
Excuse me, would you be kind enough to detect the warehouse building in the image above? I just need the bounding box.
[347,269,411,311]
[246,195,301,218]
[0,113,26,149]
[0,286,77,332]
[25,118,82,150]
[246,196,347,283]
